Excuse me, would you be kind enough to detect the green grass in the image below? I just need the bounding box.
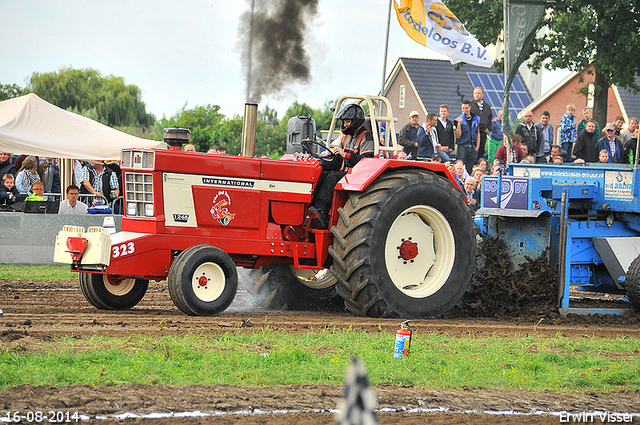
[1,330,639,392]
[0,264,76,281]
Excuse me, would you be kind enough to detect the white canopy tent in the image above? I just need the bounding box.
[0,93,166,160]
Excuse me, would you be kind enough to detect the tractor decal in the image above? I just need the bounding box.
[210,191,236,226]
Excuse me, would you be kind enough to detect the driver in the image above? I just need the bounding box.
[309,104,374,227]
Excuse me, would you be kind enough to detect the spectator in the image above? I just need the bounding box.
[26,181,45,201]
[574,158,586,165]
[598,149,609,164]
[523,154,536,163]
[487,109,504,163]
[536,111,553,163]
[552,156,564,164]
[215,146,227,155]
[15,156,41,193]
[520,143,529,158]
[72,160,86,188]
[472,167,484,190]
[620,117,639,146]
[613,116,625,137]
[548,145,563,163]
[476,157,488,174]
[0,174,19,205]
[398,110,424,159]
[496,133,524,164]
[573,120,599,163]
[490,160,506,176]
[59,184,88,215]
[80,160,120,203]
[454,159,469,189]
[419,113,450,161]
[436,105,455,157]
[184,144,197,152]
[515,110,542,159]
[559,104,578,161]
[13,154,39,171]
[470,87,492,159]
[431,152,442,163]
[463,177,480,211]
[577,107,600,138]
[38,157,61,201]
[597,123,624,163]
[623,127,639,164]
[0,152,17,178]
[455,100,481,174]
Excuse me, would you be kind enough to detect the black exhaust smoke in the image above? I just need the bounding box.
[239,0,319,103]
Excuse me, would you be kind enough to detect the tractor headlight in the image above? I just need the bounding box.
[127,202,138,216]
[144,204,154,217]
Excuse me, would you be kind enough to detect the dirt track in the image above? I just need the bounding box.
[1,277,640,424]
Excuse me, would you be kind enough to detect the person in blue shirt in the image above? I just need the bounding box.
[455,100,481,174]
[487,109,504,163]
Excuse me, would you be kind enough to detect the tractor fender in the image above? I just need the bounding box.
[335,158,459,192]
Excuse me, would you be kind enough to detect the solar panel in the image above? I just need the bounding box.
[467,72,532,123]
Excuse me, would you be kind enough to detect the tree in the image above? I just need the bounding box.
[27,67,155,127]
[444,0,640,127]
[0,83,24,101]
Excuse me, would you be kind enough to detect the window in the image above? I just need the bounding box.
[399,85,405,109]
[467,73,533,123]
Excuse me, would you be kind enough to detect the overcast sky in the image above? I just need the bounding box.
[0,0,569,120]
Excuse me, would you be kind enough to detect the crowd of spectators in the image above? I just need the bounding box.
[0,153,123,215]
[389,91,640,213]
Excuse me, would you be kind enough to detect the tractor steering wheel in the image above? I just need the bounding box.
[301,138,336,162]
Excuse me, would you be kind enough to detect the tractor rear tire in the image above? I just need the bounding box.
[626,256,640,311]
[79,273,148,310]
[168,245,238,316]
[329,170,475,318]
[246,264,343,311]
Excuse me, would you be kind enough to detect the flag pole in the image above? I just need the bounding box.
[381,0,393,95]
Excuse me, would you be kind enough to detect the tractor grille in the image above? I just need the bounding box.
[124,173,154,217]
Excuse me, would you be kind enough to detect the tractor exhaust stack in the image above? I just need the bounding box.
[241,102,258,157]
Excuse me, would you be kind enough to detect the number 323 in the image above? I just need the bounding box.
[112,242,135,258]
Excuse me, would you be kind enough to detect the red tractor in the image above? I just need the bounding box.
[54,95,476,318]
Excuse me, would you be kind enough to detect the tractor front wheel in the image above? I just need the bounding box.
[626,256,640,311]
[79,273,148,310]
[246,264,343,311]
[330,170,475,318]
[168,245,238,316]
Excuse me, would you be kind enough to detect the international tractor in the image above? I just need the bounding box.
[54,95,476,318]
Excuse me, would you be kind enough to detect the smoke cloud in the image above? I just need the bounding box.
[239,0,319,103]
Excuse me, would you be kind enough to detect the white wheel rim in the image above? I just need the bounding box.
[192,262,226,302]
[290,266,336,289]
[103,276,135,296]
[384,205,455,298]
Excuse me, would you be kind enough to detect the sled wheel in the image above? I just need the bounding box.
[626,256,640,311]
[79,273,148,310]
[246,264,343,311]
[330,170,476,318]
[168,245,238,316]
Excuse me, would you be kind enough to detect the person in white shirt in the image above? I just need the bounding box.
[59,184,88,215]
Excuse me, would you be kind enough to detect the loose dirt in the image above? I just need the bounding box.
[1,272,639,424]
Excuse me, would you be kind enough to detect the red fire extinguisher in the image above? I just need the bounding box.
[394,320,413,359]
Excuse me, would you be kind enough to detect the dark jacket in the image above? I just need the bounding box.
[471,101,493,132]
[436,118,455,151]
[0,183,19,205]
[398,122,425,159]
[515,122,542,156]
[80,165,116,202]
[597,136,624,163]
[0,158,17,179]
[573,129,599,163]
